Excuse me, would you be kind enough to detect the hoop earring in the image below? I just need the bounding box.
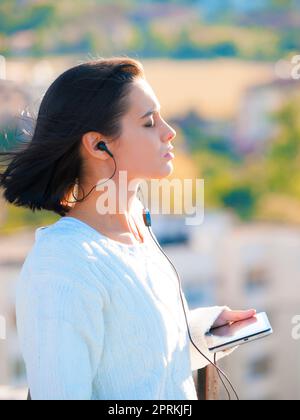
[71,179,79,202]
[72,179,86,203]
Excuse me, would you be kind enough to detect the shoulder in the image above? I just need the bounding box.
[31,217,111,263]
[29,222,91,271]
[18,219,111,308]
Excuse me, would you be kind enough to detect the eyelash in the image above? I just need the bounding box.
[144,120,155,128]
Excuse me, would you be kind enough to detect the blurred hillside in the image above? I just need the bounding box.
[0,0,299,60]
[1,62,300,234]
[1,0,300,234]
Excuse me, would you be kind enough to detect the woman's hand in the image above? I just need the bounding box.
[212,307,257,329]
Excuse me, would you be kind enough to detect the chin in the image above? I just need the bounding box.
[158,163,174,179]
[144,162,174,180]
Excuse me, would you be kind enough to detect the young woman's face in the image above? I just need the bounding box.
[113,77,177,181]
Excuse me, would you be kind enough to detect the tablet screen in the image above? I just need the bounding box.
[205,312,272,350]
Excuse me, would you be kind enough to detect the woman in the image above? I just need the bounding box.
[0,57,255,400]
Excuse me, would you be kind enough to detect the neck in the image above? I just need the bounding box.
[67,178,142,237]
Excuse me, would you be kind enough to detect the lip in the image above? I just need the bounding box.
[163,147,174,157]
[164,152,175,159]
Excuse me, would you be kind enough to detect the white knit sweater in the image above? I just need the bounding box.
[16,214,231,400]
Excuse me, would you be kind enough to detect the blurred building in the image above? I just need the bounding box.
[233,78,300,155]
[0,229,41,401]
[0,79,31,127]
[216,222,300,400]
[0,230,35,397]
[161,212,300,400]
[1,212,300,400]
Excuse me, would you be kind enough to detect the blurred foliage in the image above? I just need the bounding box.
[1,92,300,234]
[0,0,298,60]
[1,0,300,233]
[265,94,300,200]
[0,126,19,151]
[0,203,59,236]
[0,1,55,35]
[190,92,300,223]
[192,149,258,220]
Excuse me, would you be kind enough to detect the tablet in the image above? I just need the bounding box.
[205,312,273,353]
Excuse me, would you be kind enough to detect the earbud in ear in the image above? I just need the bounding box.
[96,141,114,158]
[96,141,107,151]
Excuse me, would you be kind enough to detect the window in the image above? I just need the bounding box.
[246,355,273,381]
[245,266,269,293]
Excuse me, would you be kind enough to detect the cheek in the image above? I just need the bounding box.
[130,129,159,157]
[141,128,161,151]
[117,128,161,171]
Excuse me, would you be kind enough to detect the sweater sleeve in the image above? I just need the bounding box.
[179,288,236,371]
[16,242,107,400]
[187,306,236,371]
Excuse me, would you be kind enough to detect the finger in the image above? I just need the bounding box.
[222,346,239,354]
[225,309,256,322]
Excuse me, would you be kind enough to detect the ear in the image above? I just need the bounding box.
[81,131,109,161]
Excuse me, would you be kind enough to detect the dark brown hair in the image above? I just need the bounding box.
[0,57,145,216]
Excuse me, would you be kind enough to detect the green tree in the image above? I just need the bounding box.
[265,95,300,198]
[0,1,55,35]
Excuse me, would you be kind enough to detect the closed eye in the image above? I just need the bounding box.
[144,120,155,128]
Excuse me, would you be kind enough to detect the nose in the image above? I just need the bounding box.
[165,127,176,142]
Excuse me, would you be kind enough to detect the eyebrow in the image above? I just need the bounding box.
[140,106,161,119]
